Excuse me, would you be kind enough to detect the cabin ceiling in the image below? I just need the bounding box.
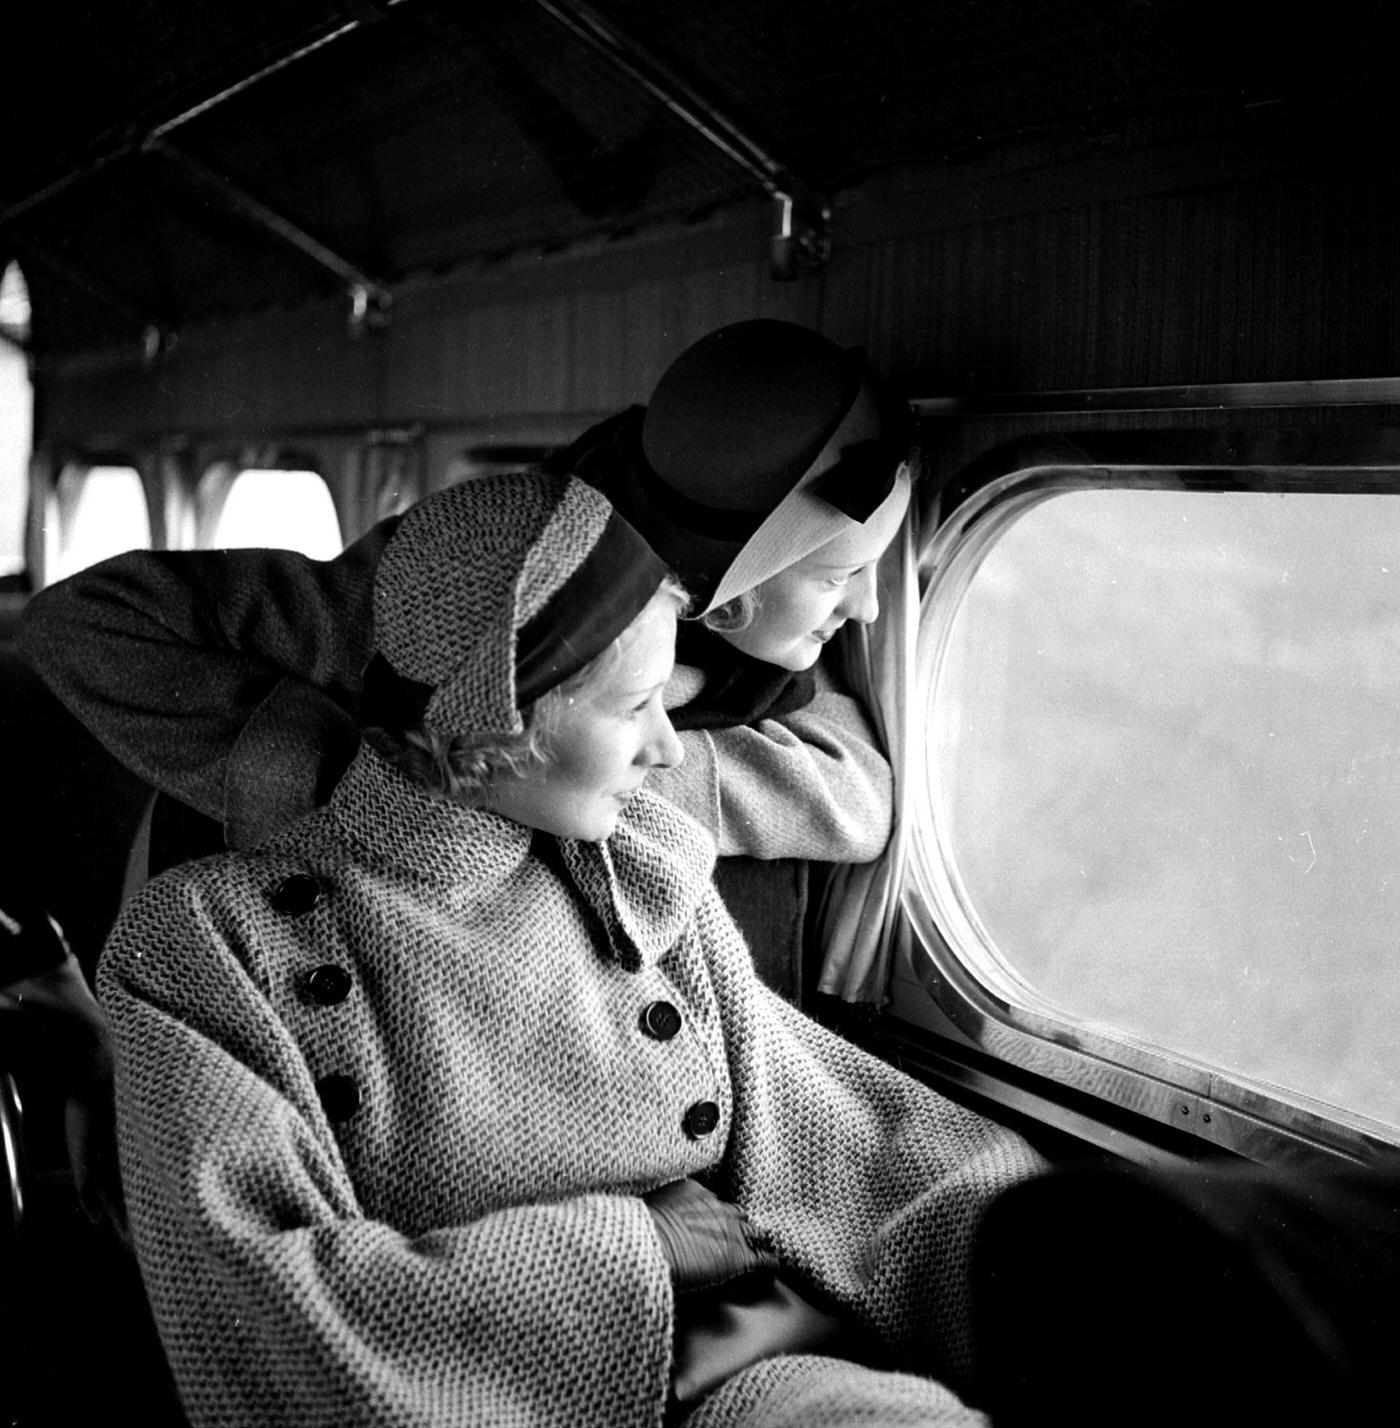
[1,0,1390,361]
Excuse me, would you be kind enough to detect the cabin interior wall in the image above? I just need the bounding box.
[30,151,1400,462]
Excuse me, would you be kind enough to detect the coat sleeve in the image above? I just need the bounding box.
[97,879,675,1428]
[649,661,893,863]
[17,525,393,839]
[690,894,1047,1402]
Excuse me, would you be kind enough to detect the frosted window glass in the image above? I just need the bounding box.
[212,469,341,558]
[930,488,1400,1127]
[49,466,151,581]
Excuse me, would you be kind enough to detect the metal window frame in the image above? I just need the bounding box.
[903,461,1400,1173]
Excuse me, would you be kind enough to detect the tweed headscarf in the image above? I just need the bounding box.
[370,470,667,738]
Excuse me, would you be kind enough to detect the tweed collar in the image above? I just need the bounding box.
[553,790,717,972]
[319,745,716,970]
[322,744,531,893]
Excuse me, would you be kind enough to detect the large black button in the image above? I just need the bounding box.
[682,1100,720,1139]
[268,874,324,916]
[306,964,353,1006]
[639,1000,682,1041]
[316,1073,361,1123]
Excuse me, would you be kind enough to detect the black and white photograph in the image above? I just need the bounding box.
[2,3,1398,1425]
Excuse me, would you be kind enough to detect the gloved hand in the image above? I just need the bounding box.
[644,1177,779,1294]
[670,1274,852,1408]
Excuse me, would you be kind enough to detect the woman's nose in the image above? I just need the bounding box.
[645,710,685,770]
[838,566,880,625]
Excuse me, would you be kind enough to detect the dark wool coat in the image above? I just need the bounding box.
[98,746,1043,1428]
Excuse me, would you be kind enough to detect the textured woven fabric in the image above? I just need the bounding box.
[373,470,587,737]
[98,744,1043,1427]
[372,470,646,739]
[685,1354,989,1428]
[19,529,892,861]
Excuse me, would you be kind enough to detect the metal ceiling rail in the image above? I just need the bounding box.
[10,237,176,337]
[530,0,831,275]
[0,1,411,232]
[146,141,393,317]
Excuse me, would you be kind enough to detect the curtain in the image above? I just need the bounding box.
[352,437,424,541]
[813,500,922,1003]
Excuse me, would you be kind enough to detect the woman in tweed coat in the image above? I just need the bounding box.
[98,470,1043,1427]
[20,320,906,865]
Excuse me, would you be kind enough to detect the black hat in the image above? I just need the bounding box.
[623,320,911,608]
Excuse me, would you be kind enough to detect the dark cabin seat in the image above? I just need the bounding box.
[0,645,151,983]
[1,635,817,1427]
[0,640,184,1428]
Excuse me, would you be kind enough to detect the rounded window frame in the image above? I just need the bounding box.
[903,462,1400,1171]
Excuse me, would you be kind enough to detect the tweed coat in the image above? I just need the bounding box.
[98,744,1043,1428]
[18,528,891,860]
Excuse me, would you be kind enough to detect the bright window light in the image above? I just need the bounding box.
[0,261,30,343]
[0,262,32,577]
[48,465,152,582]
[919,483,1400,1131]
[212,469,342,558]
[0,359,29,580]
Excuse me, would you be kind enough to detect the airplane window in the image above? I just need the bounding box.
[45,464,152,584]
[209,468,342,558]
[0,261,31,579]
[912,478,1400,1136]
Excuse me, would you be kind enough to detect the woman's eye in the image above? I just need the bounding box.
[825,572,852,588]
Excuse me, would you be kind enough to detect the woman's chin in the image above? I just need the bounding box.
[715,623,829,672]
[771,638,826,672]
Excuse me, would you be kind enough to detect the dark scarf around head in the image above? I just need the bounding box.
[548,410,817,732]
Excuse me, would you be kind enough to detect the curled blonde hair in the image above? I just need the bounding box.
[699,585,761,633]
[376,576,689,802]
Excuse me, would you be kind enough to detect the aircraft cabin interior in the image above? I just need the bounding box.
[3,2,1399,1424]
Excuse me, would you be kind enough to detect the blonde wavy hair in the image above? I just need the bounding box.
[375,576,688,802]
[699,585,761,633]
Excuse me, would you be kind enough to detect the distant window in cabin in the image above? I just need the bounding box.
[45,464,152,583]
[0,261,32,579]
[914,480,1400,1134]
[208,468,342,558]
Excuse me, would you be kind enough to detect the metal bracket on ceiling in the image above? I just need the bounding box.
[146,141,394,333]
[1,5,404,350]
[10,239,178,362]
[770,191,832,282]
[531,0,832,280]
[141,324,179,367]
[0,5,413,233]
[347,281,393,336]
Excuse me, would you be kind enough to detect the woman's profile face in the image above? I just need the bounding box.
[719,482,911,671]
[487,594,683,841]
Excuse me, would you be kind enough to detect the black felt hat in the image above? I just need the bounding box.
[616,320,911,608]
[642,318,868,521]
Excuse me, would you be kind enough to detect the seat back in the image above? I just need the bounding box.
[0,645,151,983]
